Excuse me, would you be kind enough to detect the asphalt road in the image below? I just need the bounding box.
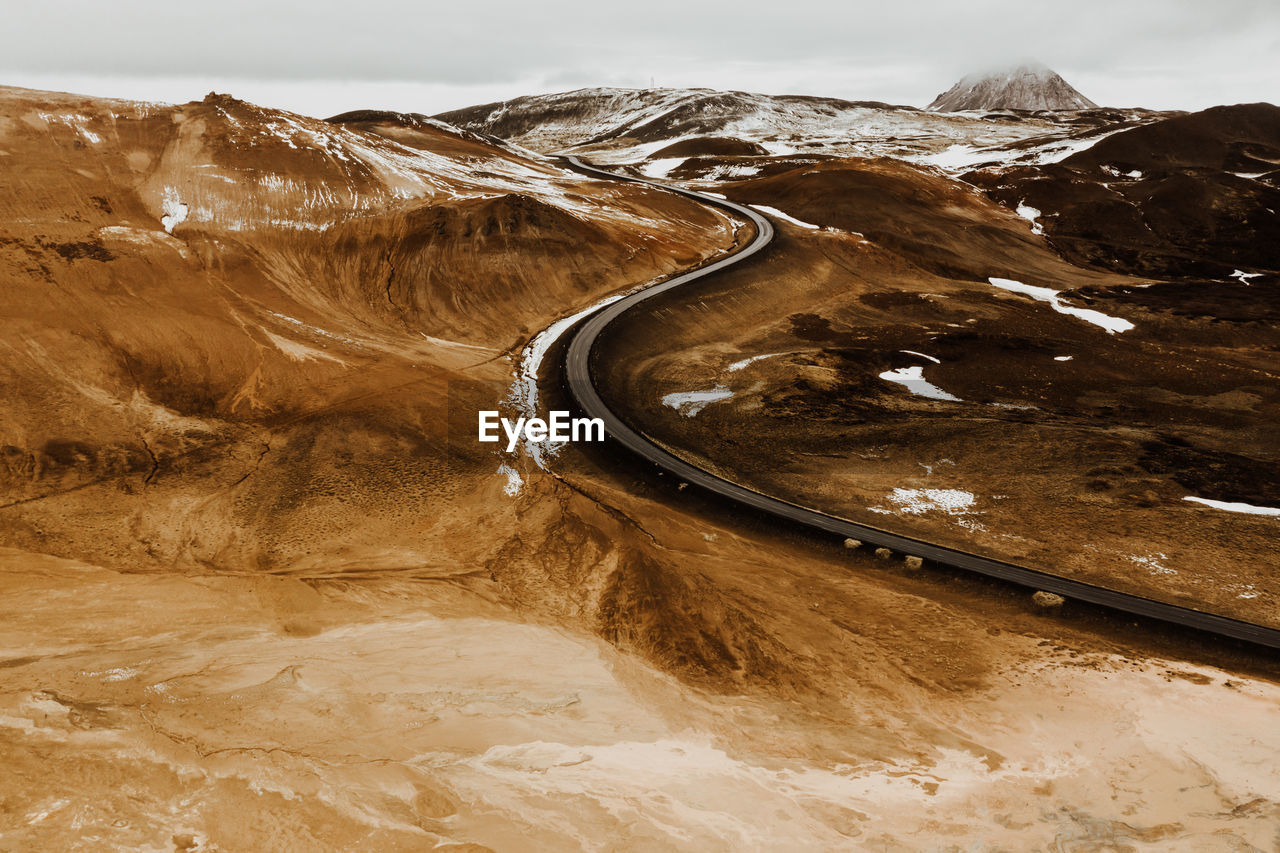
[561,155,1280,652]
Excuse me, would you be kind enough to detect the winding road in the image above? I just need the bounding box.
[561,156,1280,652]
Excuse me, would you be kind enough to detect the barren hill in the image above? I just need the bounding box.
[0,84,734,574]
[965,101,1280,278]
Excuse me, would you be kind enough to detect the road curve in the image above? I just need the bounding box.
[560,155,1280,652]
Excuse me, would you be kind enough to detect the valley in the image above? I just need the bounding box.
[1,71,1278,851]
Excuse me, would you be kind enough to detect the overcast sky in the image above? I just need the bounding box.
[4,0,1277,116]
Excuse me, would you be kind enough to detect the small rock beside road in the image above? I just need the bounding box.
[1032,591,1066,610]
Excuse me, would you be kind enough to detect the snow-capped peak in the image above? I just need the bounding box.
[929,63,1098,112]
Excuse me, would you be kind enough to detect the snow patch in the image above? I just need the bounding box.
[887,488,976,515]
[160,188,188,234]
[869,487,985,532]
[1101,165,1142,180]
[662,387,734,417]
[1033,132,1118,165]
[702,163,762,180]
[642,157,687,178]
[755,205,821,230]
[1016,203,1044,235]
[988,277,1133,334]
[497,462,523,497]
[879,365,961,402]
[37,111,100,143]
[80,666,140,682]
[727,353,778,372]
[758,140,797,156]
[917,144,992,171]
[506,278,660,469]
[267,312,360,347]
[1129,553,1176,576]
[1183,496,1280,517]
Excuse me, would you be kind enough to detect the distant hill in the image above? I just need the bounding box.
[433,87,918,151]
[430,85,1116,166]
[1065,101,1280,172]
[929,63,1098,111]
[964,102,1280,280]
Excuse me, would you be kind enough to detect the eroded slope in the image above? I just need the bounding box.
[0,85,737,574]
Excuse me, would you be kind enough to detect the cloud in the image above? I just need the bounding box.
[3,0,1276,113]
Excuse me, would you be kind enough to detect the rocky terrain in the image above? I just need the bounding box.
[2,82,1278,851]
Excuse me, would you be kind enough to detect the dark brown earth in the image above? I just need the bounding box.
[1070,103,1280,172]
[593,155,1280,628]
[966,103,1280,279]
[650,136,771,158]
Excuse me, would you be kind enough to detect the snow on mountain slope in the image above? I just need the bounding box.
[438,86,1056,158]
[437,86,1156,176]
[929,63,1098,112]
[0,85,734,340]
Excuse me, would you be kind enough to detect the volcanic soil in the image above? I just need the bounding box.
[1,85,1278,850]
[594,153,1280,627]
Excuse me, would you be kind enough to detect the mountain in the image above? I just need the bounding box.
[0,84,732,573]
[433,86,1130,170]
[435,87,914,152]
[929,63,1098,112]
